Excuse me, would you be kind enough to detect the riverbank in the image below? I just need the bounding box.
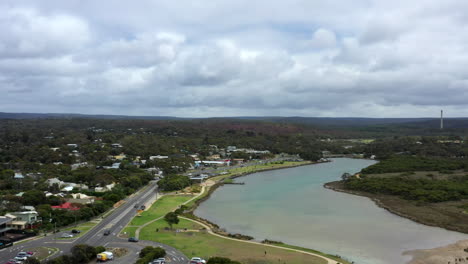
[324,181,468,234]
[183,160,353,264]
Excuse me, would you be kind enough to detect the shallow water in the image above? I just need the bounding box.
[195,158,468,264]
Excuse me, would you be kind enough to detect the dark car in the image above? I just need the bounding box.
[71,229,81,234]
[103,230,111,236]
[128,237,139,242]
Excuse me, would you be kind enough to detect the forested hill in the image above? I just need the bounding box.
[2,112,468,137]
[2,111,467,127]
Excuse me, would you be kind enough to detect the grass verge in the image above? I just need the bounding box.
[140,218,329,264]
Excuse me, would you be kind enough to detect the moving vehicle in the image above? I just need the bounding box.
[128,237,139,242]
[190,257,206,264]
[97,251,114,262]
[103,229,111,236]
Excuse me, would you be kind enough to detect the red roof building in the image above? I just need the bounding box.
[51,202,80,211]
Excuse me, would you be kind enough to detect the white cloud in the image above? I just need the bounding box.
[1,1,468,117]
[310,28,337,49]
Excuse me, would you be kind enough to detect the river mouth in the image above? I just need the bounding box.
[194,158,468,264]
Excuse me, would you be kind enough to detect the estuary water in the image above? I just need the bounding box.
[195,158,468,264]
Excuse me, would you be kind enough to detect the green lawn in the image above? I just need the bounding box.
[128,195,194,226]
[121,226,139,238]
[140,219,328,264]
[61,222,98,239]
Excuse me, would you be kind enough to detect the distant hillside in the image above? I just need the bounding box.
[0,112,184,120]
[1,112,468,129]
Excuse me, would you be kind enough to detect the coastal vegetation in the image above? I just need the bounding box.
[360,156,468,174]
[344,175,468,203]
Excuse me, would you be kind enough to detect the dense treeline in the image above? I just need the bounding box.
[344,176,468,203]
[158,175,192,191]
[361,156,468,174]
[361,136,468,159]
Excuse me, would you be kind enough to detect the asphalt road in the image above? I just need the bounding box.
[0,181,188,264]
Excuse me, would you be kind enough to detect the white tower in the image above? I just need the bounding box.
[440,110,444,129]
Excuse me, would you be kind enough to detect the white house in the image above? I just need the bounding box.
[149,155,169,160]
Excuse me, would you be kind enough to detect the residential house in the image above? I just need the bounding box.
[149,155,169,160]
[71,162,88,170]
[0,216,12,237]
[94,182,116,192]
[206,154,221,160]
[113,153,127,160]
[14,173,25,180]
[67,193,95,205]
[5,211,39,230]
[227,146,237,152]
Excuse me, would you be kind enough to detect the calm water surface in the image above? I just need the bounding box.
[195,158,468,264]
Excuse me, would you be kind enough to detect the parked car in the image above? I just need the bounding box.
[14,252,29,261]
[128,237,139,242]
[61,233,74,238]
[71,229,81,234]
[152,257,166,264]
[103,229,111,236]
[190,257,206,264]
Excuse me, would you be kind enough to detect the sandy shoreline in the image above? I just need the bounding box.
[403,239,468,264]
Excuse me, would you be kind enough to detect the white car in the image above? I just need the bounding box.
[190,257,206,264]
[61,233,74,238]
[14,252,28,261]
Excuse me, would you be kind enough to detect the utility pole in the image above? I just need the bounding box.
[440,110,444,130]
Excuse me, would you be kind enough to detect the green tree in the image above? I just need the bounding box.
[164,212,179,229]
[71,244,96,263]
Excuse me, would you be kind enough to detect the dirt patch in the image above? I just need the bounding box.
[404,239,468,264]
[24,247,57,260]
[325,181,468,234]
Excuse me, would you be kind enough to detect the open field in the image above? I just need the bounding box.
[140,218,330,264]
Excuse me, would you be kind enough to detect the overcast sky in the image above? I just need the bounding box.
[1,0,468,117]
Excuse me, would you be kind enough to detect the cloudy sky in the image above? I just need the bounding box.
[2,0,468,117]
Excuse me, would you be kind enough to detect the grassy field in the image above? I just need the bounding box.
[140,218,329,264]
[121,226,139,238]
[60,221,98,239]
[129,195,194,226]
